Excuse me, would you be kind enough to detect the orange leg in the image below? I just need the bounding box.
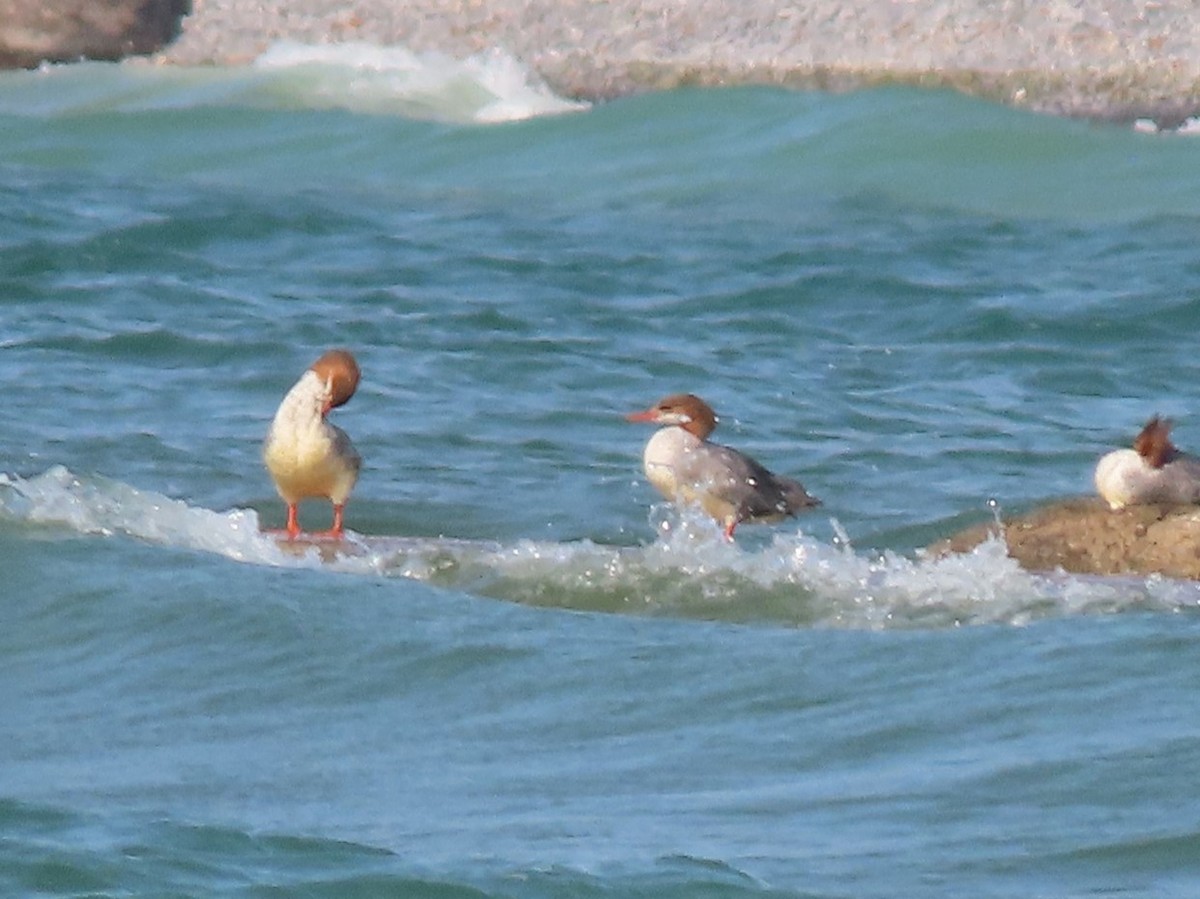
[329,503,347,539]
[272,503,348,541]
[285,503,302,539]
[279,501,300,537]
[263,505,301,538]
[723,519,738,541]
[308,503,348,540]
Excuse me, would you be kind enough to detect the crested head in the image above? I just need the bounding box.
[310,349,360,411]
[626,393,718,439]
[1132,415,1177,469]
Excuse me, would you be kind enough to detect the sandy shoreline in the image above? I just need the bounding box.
[149,0,1200,122]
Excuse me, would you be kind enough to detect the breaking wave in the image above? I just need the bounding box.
[3,466,1197,628]
[0,42,587,124]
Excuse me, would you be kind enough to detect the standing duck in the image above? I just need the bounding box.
[626,393,819,539]
[263,349,362,539]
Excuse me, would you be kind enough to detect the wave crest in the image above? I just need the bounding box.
[3,466,1196,628]
[1,42,587,124]
[250,40,589,123]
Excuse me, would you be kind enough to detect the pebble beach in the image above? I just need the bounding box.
[153,0,1200,121]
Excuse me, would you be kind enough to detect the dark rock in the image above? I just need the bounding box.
[0,0,189,69]
[930,497,1200,580]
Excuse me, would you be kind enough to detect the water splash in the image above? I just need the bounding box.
[0,465,288,566]
[3,467,1196,628]
[250,41,589,123]
[0,43,588,124]
[1133,116,1200,136]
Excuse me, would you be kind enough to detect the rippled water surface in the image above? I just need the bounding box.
[3,48,1200,898]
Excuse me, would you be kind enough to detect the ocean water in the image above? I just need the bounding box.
[3,43,1200,898]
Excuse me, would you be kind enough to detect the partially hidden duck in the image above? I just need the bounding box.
[1094,415,1200,509]
[263,349,362,539]
[626,393,820,539]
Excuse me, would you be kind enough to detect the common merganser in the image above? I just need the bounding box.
[626,393,820,539]
[263,349,362,539]
[1094,415,1200,509]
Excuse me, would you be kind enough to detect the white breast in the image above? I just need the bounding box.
[642,427,703,499]
[1095,448,1200,509]
[1094,449,1143,509]
[264,371,360,505]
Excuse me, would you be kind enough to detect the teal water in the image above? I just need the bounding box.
[3,54,1200,898]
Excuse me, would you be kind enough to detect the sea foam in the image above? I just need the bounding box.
[4,467,1195,629]
[250,40,589,123]
[0,466,289,567]
[0,42,586,124]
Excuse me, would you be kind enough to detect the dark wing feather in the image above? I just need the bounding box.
[682,442,819,522]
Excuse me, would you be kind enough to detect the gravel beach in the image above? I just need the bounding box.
[151,0,1200,122]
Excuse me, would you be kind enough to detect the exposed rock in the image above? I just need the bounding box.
[0,0,188,69]
[931,498,1200,580]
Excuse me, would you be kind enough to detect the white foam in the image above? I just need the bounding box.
[251,41,588,123]
[0,42,586,123]
[0,466,292,567]
[363,504,1200,628]
[1133,116,1200,137]
[3,468,1195,628]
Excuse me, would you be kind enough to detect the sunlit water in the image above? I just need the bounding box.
[3,43,1200,899]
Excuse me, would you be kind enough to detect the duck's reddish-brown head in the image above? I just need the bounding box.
[1133,415,1178,469]
[310,349,360,413]
[625,393,718,440]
